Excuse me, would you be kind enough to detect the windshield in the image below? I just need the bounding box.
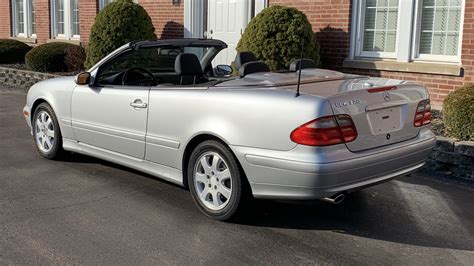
[96,44,225,86]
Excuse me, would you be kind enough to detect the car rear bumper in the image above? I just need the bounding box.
[231,128,435,200]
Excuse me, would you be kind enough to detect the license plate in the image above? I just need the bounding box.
[367,107,402,135]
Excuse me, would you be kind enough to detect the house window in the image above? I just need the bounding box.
[99,0,138,10]
[415,0,463,61]
[352,0,464,63]
[12,0,36,38]
[52,0,79,39]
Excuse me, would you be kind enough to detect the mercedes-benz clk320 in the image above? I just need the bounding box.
[23,39,435,220]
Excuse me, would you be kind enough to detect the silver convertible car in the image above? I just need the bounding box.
[23,39,436,220]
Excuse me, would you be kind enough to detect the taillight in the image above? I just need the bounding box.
[290,115,357,146]
[414,99,431,127]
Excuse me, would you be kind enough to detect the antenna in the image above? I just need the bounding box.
[295,38,305,97]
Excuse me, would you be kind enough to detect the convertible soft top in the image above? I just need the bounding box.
[130,38,228,50]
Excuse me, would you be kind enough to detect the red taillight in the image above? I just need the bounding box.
[290,115,357,146]
[367,86,397,93]
[414,99,431,127]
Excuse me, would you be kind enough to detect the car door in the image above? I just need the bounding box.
[71,49,154,159]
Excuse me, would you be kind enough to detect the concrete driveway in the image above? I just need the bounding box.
[1,84,473,264]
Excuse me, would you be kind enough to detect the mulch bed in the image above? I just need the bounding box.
[431,110,446,138]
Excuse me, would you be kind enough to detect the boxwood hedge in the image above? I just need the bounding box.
[0,39,31,64]
[25,42,85,73]
[85,0,156,69]
[443,84,474,141]
[236,5,320,71]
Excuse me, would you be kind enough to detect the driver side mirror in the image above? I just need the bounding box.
[215,64,233,77]
[75,72,91,85]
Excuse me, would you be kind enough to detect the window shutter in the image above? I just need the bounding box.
[419,0,462,56]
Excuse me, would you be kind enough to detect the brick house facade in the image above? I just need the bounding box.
[0,0,471,108]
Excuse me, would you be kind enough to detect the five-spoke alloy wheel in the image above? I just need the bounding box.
[188,140,245,220]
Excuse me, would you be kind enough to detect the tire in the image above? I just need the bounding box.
[32,102,64,160]
[187,140,246,221]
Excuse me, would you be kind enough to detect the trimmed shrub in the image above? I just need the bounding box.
[26,42,85,73]
[443,84,474,141]
[0,39,31,63]
[85,0,156,69]
[236,5,320,71]
[64,45,86,72]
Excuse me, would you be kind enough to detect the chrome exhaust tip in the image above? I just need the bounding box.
[321,193,346,204]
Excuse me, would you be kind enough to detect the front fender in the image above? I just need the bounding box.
[26,77,77,140]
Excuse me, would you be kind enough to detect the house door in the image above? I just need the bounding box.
[184,0,267,65]
[207,0,248,66]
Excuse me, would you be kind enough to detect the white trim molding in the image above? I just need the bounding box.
[184,0,205,38]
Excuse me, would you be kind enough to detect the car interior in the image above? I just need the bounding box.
[95,43,318,87]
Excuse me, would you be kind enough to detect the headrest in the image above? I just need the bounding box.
[289,59,318,71]
[239,61,270,77]
[175,53,203,76]
[235,51,257,69]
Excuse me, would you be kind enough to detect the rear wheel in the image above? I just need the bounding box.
[187,140,245,221]
[32,103,64,160]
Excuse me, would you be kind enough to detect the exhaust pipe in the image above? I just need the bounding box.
[321,193,345,204]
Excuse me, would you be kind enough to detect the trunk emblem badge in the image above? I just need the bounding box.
[383,91,391,102]
[386,133,391,140]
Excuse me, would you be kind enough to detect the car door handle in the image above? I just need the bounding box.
[130,99,147,109]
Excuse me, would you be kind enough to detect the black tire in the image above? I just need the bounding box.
[187,140,247,221]
[32,102,65,160]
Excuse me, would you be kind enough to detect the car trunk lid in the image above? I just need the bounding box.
[291,77,429,152]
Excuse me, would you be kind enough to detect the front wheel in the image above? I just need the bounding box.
[187,140,245,221]
[32,103,64,160]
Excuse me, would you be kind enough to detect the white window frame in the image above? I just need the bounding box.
[350,0,465,64]
[411,0,465,63]
[11,0,36,38]
[51,0,80,40]
[99,0,138,10]
[354,0,401,59]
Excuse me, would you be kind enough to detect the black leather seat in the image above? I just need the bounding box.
[175,53,206,85]
[289,59,318,71]
[234,51,257,69]
[239,61,270,77]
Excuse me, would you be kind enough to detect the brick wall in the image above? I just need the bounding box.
[269,0,474,107]
[79,0,98,46]
[140,0,184,39]
[35,0,51,44]
[0,0,11,38]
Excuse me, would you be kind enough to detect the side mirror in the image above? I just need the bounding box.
[215,64,233,77]
[75,72,91,85]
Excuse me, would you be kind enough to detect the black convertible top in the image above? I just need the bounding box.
[130,38,227,50]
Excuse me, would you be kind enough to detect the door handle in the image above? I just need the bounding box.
[130,99,147,109]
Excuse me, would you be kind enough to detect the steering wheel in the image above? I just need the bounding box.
[122,67,157,86]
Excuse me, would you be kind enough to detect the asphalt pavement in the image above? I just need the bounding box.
[1,84,473,264]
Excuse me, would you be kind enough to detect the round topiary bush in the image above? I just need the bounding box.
[0,39,31,64]
[25,42,85,73]
[443,84,474,141]
[85,0,156,69]
[236,5,320,71]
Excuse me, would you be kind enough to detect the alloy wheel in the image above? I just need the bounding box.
[194,151,232,211]
[35,111,55,153]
